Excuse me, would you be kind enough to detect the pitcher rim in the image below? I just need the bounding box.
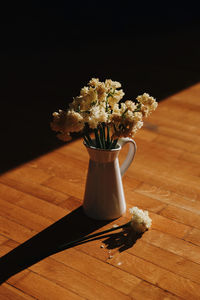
[83,141,121,152]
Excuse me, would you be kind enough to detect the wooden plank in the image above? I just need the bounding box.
[153,100,200,127]
[56,141,89,162]
[132,143,200,177]
[17,197,69,222]
[154,134,200,154]
[52,247,141,295]
[180,151,200,165]
[144,211,190,239]
[184,228,200,247]
[134,127,158,142]
[130,280,180,300]
[58,196,82,211]
[42,176,85,200]
[0,239,19,256]
[128,239,200,285]
[125,188,167,213]
[0,182,31,205]
[156,124,200,144]
[160,205,200,229]
[13,271,84,300]
[126,158,200,201]
[135,183,200,214]
[142,229,200,265]
[28,151,87,180]
[0,176,68,204]
[0,198,52,232]
[148,113,200,137]
[8,270,31,285]
[134,135,183,161]
[0,216,35,243]
[0,182,69,222]
[109,252,200,299]
[2,164,51,184]
[0,235,9,245]
[0,283,34,300]
[30,257,131,300]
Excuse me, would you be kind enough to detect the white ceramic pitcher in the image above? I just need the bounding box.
[83,138,137,220]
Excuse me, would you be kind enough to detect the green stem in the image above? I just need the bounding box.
[94,128,102,149]
[102,123,106,147]
[99,124,105,149]
[83,135,90,146]
[134,103,141,112]
[105,96,109,112]
[106,125,111,148]
[85,132,95,147]
[109,138,118,149]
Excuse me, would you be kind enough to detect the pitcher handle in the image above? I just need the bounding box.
[118,137,137,177]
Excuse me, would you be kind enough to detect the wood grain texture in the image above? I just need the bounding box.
[0,83,200,299]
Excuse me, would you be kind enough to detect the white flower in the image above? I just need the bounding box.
[129,207,152,233]
[105,79,121,89]
[136,93,158,117]
[77,89,98,111]
[80,86,89,96]
[89,78,100,87]
[136,93,155,105]
[113,89,125,101]
[50,109,84,141]
[125,100,137,111]
[87,105,108,129]
[50,110,67,132]
[65,110,84,132]
[112,103,120,115]
[133,112,143,122]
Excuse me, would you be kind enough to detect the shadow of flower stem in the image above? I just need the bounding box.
[55,221,132,252]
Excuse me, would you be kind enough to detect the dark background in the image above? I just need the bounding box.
[1,2,200,173]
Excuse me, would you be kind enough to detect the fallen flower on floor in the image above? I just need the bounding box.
[129,207,152,233]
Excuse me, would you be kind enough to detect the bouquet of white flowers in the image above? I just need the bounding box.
[51,78,158,149]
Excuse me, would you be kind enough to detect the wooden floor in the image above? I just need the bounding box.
[0,84,200,299]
